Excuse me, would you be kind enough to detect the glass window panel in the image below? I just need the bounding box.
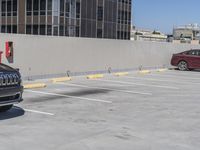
[47,0,52,15]
[26,0,32,15]
[60,0,64,16]
[40,0,46,15]
[59,25,64,36]
[7,25,12,33]
[97,6,103,21]
[13,0,17,12]
[76,2,80,18]
[7,0,11,16]
[33,25,38,35]
[75,26,79,37]
[47,25,52,35]
[33,0,39,15]
[1,25,6,33]
[40,25,46,35]
[53,26,58,35]
[26,25,32,34]
[12,25,17,33]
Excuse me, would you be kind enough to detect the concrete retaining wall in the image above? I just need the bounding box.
[0,33,200,79]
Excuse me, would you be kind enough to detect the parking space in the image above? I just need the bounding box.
[1,69,200,150]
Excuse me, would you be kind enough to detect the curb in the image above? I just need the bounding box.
[113,72,129,76]
[138,70,151,74]
[24,83,47,89]
[157,68,168,72]
[51,77,72,83]
[87,74,104,79]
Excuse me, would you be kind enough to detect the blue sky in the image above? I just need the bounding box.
[133,0,200,34]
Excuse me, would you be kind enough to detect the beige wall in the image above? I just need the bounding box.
[0,33,200,80]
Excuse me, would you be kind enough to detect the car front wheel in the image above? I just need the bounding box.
[0,105,13,113]
[178,61,188,71]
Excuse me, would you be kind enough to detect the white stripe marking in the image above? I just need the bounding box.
[123,76,199,85]
[24,109,55,116]
[148,73,200,80]
[14,107,54,116]
[165,71,200,76]
[125,76,173,82]
[56,82,152,96]
[26,90,112,103]
[94,79,180,90]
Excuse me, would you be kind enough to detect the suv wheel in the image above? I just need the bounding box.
[0,105,13,113]
[178,61,188,71]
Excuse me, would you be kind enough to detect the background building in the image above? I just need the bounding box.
[131,27,167,42]
[173,24,200,44]
[0,0,131,40]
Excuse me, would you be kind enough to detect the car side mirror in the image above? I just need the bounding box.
[15,68,20,72]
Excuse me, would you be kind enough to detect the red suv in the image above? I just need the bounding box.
[171,49,200,71]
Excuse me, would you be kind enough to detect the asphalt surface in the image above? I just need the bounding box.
[0,70,200,150]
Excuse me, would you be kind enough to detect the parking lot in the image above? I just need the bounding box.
[0,69,200,150]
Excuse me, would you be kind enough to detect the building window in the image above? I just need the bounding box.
[1,0,6,16]
[76,26,79,37]
[53,26,58,36]
[26,0,32,16]
[97,6,103,21]
[47,0,52,15]
[97,29,103,38]
[7,0,12,16]
[65,26,69,36]
[7,25,12,33]
[76,2,80,18]
[12,25,17,33]
[47,25,52,35]
[40,0,46,15]
[26,25,32,34]
[13,0,18,16]
[1,25,6,33]
[59,25,64,36]
[60,0,64,16]
[40,25,46,35]
[33,25,38,35]
[65,1,70,18]
[33,0,39,15]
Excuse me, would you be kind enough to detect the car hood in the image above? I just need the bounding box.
[0,63,16,72]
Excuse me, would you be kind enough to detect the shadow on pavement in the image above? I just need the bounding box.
[172,68,200,72]
[0,106,25,120]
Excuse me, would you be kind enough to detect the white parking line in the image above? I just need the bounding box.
[94,79,180,90]
[56,82,152,96]
[148,73,200,80]
[14,107,54,116]
[124,76,174,82]
[123,76,199,85]
[24,109,55,116]
[165,70,200,76]
[25,90,112,103]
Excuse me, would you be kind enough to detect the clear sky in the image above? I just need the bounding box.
[133,0,200,34]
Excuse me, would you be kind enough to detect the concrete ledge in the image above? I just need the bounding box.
[138,70,151,74]
[113,72,129,76]
[24,83,47,89]
[51,77,72,83]
[87,74,104,79]
[157,68,168,72]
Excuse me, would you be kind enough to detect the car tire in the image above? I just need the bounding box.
[0,105,13,113]
[178,61,188,71]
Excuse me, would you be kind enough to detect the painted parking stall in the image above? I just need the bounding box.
[0,70,200,150]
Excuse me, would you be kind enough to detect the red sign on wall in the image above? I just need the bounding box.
[0,51,3,63]
[5,41,13,58]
